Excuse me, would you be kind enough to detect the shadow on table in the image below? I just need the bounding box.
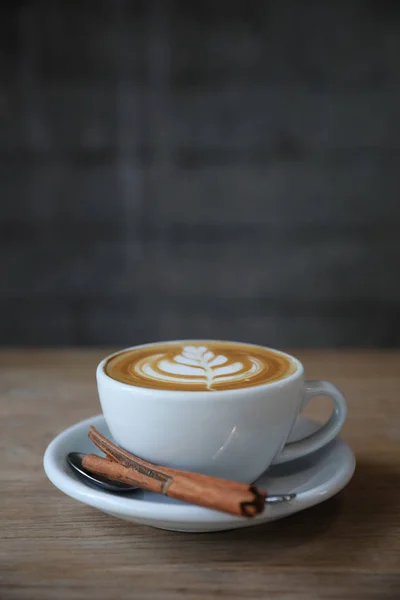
[196,459,398,561]
[126,459,399,566]
[92,459,399,570]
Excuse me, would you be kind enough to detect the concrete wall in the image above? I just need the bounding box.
[1,0,400,346]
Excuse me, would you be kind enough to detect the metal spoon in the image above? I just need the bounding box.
[67,452,296,503]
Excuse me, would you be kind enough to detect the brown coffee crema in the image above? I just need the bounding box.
[104,341,296,392]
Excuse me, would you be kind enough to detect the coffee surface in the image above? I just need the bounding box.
[104,341,295,391]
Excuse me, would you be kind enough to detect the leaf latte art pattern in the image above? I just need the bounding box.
[134,345,263,390]
[105,342,295,391]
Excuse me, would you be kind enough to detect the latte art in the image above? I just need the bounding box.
[105,341,295,391]
[134,345,264,390]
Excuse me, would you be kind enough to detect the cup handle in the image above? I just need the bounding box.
[273,380,347,465]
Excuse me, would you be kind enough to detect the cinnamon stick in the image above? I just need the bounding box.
[84,426,267,517]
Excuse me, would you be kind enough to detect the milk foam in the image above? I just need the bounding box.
[131,345,263,390]
[105,341,294,391]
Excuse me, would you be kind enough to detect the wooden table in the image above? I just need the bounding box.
[1,349,399,599]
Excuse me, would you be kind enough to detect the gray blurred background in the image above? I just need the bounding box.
[1,0,400,347]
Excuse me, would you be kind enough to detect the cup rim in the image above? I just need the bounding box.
[96,339,304,397]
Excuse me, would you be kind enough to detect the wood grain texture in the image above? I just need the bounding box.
[1,349,400,599]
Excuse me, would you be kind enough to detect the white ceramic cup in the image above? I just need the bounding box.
[96,341,347,483]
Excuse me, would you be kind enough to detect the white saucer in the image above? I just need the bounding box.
[44,414,355,533]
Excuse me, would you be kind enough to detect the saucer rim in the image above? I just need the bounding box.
[44,413,356,526]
